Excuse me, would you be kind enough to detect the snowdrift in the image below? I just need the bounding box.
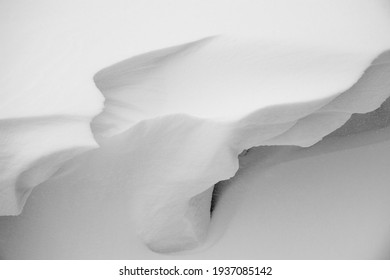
[90,37,390,252]
[1,0,390,256]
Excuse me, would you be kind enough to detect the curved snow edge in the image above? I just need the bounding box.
[91,37,390,253]
[0,116,98,216]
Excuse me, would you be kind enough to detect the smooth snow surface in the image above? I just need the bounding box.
[92,36,378,138]
[1,109,390,259]
[0,116,95,215]
[91,42,390,252]
[1,0,390,256]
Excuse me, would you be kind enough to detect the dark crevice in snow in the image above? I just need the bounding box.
[210,183,221,216]
[210,149,251,217]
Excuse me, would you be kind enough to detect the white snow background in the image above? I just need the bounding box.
[1,0,390,259]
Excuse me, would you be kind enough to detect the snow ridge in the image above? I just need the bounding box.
[91,36,390,252]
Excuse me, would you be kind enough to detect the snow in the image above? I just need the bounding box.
[202,124,390,259]
[1,0,390,258]
[0,116,95,215]
[92,36,377,139]
[90,37,390,252]
[1,111,390,259]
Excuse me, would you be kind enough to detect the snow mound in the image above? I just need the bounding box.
[91,36,390,252]
[0,116,96,215]
[1,0,390,255]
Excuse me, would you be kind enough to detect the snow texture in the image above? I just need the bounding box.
[1,0,390,254]
[90,37,390,252]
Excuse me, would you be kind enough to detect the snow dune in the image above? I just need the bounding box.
[90,36,390,252]
[1,0,390,257]
[1,104,390,259]
[0,116,95,215]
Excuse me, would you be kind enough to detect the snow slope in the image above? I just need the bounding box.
[90,37,390,252]
[1,100,390,259]
[1,0,390,256]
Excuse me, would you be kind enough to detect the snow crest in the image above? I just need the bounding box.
[90,36,390,252]
[0,116,96,215]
